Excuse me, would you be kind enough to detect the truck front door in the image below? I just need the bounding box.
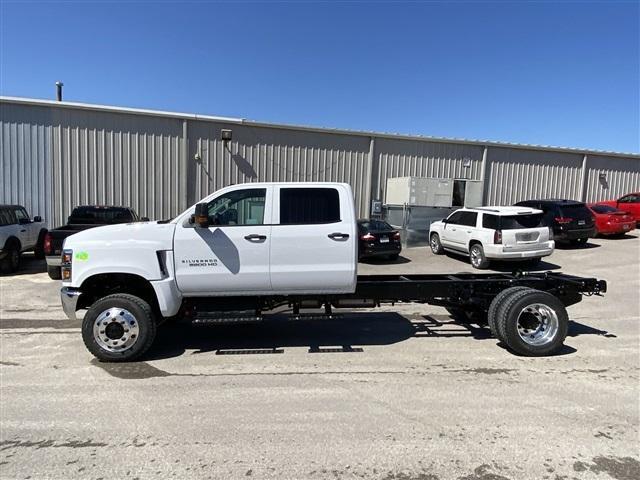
[173,186,272,295]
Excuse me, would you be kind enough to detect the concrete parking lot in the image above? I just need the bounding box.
[1,234,639,480]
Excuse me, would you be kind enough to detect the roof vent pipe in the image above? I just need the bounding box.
[55,81,63,101]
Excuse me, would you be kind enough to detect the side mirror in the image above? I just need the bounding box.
[193,203,209,228]
[140,217,150,222]
[33,216,42,223]
[442,218,448,223]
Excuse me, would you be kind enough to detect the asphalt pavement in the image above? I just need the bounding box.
[1,233,639,480]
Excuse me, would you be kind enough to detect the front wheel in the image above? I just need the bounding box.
[82,293,157,362]
[430,233,444,255]
[469,244,490,269]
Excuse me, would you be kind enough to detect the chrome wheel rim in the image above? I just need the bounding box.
[517,303,559,346]
[430,235,440,252]
[470,247,481,267]
[93,307,140,353]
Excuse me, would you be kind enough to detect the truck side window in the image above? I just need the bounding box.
[14,208,29,223]
[207,188,266,226]
[280,188,340,224]
[482,214,499,230]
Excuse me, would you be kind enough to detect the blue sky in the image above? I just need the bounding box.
[1,1,638,153]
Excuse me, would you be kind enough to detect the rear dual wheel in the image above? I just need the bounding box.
[488,288,568,356]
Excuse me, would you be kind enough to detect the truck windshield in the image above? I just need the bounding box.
[68,207,135,224]
[500,214,544,229]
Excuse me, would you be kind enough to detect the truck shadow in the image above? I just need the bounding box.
[146,313,496,360]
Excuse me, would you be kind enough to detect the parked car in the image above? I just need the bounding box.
[514,199,596,245]
[45,205,147,279]
[587,203,636,236]
[357,219,402,261]
[598,193,640,226]
[0,204,48,273]
[429,206,554,269]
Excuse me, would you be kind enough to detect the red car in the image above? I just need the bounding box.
[598,193,640,225]
[587,203,636,236]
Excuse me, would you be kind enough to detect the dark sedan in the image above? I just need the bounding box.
[357,219,402,261]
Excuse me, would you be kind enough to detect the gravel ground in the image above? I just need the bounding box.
[1,233,639,480]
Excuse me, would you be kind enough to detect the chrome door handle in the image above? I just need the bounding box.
[328,232,349,240]
[244,234,267,241]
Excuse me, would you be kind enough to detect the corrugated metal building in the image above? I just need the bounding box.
[1,96,639,228]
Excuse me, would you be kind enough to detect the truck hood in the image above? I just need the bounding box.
[63,221,176,251]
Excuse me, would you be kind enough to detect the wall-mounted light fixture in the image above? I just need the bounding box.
[220,129,232,143]
[462,157,472,168]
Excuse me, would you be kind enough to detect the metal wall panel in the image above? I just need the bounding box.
[187,121,372,216]
[373,138,483,204]
[2,98,640,228]
[585,155,640,202]
[485,147,583,205]
[1,102,186,227]
[0,103,53,226]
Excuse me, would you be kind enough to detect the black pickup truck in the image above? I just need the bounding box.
[44,206,148,279]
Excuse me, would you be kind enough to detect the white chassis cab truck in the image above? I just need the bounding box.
[60,182,606,362]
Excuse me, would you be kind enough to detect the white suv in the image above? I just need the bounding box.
[0,205,47,273]
[429,206,554,269]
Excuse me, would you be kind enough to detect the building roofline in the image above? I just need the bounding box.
[2,95,639,159]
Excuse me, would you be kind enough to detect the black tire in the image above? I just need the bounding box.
[430,233,444,255]
[34,230,47,259]
[469,243,490,269]
[496,289,569,356]
[388,254,400,261]
[487,286,533,342]
[0,244,20,274]
[82,293,157,362]
[47,265,62,280]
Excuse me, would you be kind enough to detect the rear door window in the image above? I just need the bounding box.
[500,214,544,229]
[558,204,592,220]
[359,220,392,231]
[458,211,478,227]
[590,205,617,214]
[280,188,340,224]
[0,208,15,226]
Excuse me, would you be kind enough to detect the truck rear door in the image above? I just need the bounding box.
[269,185,357,294]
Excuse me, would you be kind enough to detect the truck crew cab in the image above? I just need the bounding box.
[61,183,606,362]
